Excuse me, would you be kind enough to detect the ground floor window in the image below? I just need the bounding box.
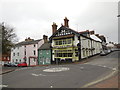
[83,50,85,57]
[55,53,73,57]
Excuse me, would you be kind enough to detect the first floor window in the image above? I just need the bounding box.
[13,53,15,56]
[25,51,26,55]
[34,50,36,55]
[17,52,19,56]
[16,59,18,62]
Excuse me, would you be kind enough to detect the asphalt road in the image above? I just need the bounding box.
[2,51,119,88]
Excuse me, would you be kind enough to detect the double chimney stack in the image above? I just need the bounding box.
[52,17,69,34]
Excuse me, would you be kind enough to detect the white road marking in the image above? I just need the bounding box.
[31,73,39,76]
[112,68,117,71]
[39,74,46,76]
[0,84,8,88]
[50,85,53,88]
[43,67,70,72]
[84,63,117,71]
[31,73,64,77]
[80,67,84,70]
[103,65,107,67]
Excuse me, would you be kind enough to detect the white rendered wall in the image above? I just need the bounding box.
[11,40,44,65]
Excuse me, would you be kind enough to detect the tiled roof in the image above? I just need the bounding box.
[38,42,51,50]
[15,39,42,46]
[49,26,91,41]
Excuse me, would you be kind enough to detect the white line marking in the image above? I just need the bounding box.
[31,73,39,76]
[112,68,117,71]
[84,63,117,71]
[80,67,84,70]
[50,85,53,88]
[0,85,8,87]
[103,65,107,67]
[43,67,70,72]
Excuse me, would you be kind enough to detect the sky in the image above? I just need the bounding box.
[1,0,119,43]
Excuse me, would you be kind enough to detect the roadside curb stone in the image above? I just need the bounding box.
[0,69,15,75]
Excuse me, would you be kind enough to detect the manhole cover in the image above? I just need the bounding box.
[43,67,70,72]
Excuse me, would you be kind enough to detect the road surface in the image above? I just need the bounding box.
[2,51,119,88]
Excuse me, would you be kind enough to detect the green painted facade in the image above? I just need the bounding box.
[38,49,51,65]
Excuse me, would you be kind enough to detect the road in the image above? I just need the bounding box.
[2,51,119,88]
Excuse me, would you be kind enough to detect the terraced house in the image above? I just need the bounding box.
[49,17,102,64]
[11,35,47,66]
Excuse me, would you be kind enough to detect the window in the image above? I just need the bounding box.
[55,38,72,45]
[34,50,36,55]
[34,58,36,62]
[75,52,78,56]
[55,41,59,45]
[34,44,36,47]
[13,53,15,56]
[17,52,19,56]
[25,51,26,55]
[68,39,71,44]
[68,53,72,57]
[63,40,66,44]
[16,59,18,62]
[59,41,62,45]
[88,40,90,47]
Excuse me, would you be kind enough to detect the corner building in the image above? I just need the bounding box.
[49,17,102,64]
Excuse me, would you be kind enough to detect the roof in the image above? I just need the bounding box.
[49,26,91,41]
[15,39,42,46]
[38,42,51,50]
[106,43,115,47]
[90,35,102,42]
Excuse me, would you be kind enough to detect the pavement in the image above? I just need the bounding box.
[89,73,118,88]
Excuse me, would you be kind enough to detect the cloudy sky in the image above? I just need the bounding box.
[1,0,119,43]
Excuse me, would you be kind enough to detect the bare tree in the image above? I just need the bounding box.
[0,22,18,55]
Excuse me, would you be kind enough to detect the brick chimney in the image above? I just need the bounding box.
[64,17,69,27]
[52,22,57,34]
[90,30,95,35]
[95,34,99,37]
[43,35,48,43]
[25,37,34,41]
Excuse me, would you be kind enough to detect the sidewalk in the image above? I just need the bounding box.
[89,74,119,88]
[0,67,15,75]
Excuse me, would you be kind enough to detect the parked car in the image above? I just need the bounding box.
[12,62,20,67]
[4,62,20,67]
[17,62,27,67]
[4,63,11,67]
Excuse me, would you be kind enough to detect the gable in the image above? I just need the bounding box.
[55,29,73,37]
[49,26,80,41]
